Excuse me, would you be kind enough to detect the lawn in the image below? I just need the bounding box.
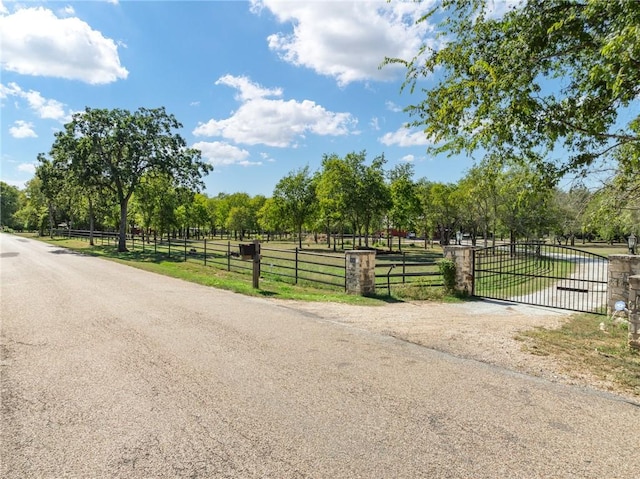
[517,313,640,399]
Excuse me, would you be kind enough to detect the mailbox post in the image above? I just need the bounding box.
[252,239,260,289]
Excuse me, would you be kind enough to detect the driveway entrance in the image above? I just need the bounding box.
[473,243,608,314]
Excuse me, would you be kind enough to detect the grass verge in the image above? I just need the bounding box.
[27,235,437,305]
[517,313,640,398]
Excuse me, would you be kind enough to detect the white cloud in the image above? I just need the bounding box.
[0,6,128,84]
[385,101,403,113]
[216,74,282,102]
[400,154,415,162]
[61,5,75,16]
[1,82,72,122]
[379,127,433,147]
[0,1,7,15]
[194,75,356,147]
[260,152,276,163]
[252,0,437,86]
[9,120,38,139]
[192,141,261,167]
[17,162,37,174]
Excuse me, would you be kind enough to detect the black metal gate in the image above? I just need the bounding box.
[473,243,608,314]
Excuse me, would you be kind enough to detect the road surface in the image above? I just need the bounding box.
[1,233,639,478]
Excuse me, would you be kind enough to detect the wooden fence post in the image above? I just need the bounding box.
[252,239,260,289]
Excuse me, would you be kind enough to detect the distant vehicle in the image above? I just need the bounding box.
[406,232,416,239]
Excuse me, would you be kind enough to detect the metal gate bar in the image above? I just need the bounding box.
[473,243,608,314]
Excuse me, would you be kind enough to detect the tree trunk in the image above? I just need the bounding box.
[510,229,516,256]
[118,201,129,252]
[88,196,95,246]
[47,202,54,238]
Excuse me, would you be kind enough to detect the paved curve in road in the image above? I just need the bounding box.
[1,233,639,478]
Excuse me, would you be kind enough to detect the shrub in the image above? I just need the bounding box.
[438,258,456,293]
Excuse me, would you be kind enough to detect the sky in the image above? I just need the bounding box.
[0,0,513,197]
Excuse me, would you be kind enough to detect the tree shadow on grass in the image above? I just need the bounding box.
[71,245,183,265]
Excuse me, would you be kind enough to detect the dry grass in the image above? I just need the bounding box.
[517,313,640,398]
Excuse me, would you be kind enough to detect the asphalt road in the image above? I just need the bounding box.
[1,233,639,478]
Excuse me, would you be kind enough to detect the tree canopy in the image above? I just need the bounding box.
[51,107,212,251]
[386,0,640,180]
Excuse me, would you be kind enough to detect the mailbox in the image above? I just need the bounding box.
[239,243,255,260]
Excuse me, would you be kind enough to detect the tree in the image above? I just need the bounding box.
[52,107,212,252]
[315,151,391,249]
[0,182,21,229]
[34,155,68,236]
[457,160,501,247]
[388,163,420,251]
[386,0,640,179]
[133,173,171,242]
[273,166,317,249]
[551,186,592,245]
[316,154,351,249]
[420,182,460,246]
[257,197,285,241]
[359,154,392,247]
[494,164,555,250]
[13,179,45,233]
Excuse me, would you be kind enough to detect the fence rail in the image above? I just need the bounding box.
[261,246,346,289]
[53,230,445,295]
[374,252,443,294]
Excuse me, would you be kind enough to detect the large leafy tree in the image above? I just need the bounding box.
[319,151,390,248]
[132,173,176,242]
[494,164,556,248]
[359,154,392,247]
[34,155,69,237]
[52,107,212,251]
[551,186,592,245]
[418,181,461,246]
[0,182,22,229]
[388,163,420,251]
[457,159,502,247]
[257,197,285,242]
[387,0,640,179]
[316,154,352,249]
[273,166,317,249]
[13,179,45,233]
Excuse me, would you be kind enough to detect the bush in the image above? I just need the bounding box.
[438,258,456,293]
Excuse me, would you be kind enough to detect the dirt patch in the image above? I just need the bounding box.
[271,298,633,400]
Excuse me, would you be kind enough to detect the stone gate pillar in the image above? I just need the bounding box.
[607,255,640,314]
[345,250,376,296]
[628,275,640,350]
[442,245,474,295]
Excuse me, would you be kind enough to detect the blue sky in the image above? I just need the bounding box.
[0,0,510,197]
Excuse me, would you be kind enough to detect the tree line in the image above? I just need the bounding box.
[2,147,637,251]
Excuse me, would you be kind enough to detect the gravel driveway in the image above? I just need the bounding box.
[2,233,639,478]
[272,298,623,396]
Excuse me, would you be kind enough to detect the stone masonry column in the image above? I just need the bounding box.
[607,255,640,314]
[442,245,474,295]
[345,250,376,296]
[628,275,640,350]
